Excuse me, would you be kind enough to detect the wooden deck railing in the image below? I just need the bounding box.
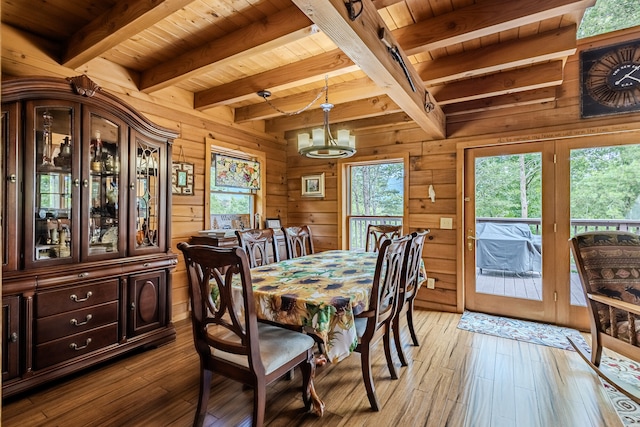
[348,216,640,250]
[476,217,640,236]
[348,216,403,250]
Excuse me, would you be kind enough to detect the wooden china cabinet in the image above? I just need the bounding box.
[1,76,178,397]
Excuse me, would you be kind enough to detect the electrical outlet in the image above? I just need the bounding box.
[440,217,453,229]
[426,278,436,289]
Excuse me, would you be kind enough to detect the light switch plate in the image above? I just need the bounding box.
[440,217,453,229]
[426,278,436,289]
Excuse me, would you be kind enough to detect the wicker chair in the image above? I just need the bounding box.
[569,231,640,404]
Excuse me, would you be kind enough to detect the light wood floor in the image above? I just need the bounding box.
[2,310,623,427]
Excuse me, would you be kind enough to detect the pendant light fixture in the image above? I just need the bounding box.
[257,75,356,159]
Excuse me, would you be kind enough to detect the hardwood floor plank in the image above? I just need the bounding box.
[492,352,516,423]
[514,386,542,427]
[2,310,625,427]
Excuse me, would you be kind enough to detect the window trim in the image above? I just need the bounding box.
[205,137,266,230]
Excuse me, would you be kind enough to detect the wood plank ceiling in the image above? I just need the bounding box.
[1,0,595,141]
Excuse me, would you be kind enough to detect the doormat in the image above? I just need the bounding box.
[457,311,640,426]
[457,310,583,350]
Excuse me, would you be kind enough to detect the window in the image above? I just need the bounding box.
[578,0,640,38]
[347,160,405,250]
[206,140,266,231]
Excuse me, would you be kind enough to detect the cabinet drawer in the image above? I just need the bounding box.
[35,301,118,344]
[120,257,177,275]
[35,323,118,370]
[36,279,119,318]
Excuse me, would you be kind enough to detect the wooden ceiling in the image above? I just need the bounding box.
[1,0,595,140]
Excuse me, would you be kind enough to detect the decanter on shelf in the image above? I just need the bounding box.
[91,131,103,172]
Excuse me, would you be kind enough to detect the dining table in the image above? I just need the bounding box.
[242,249,426,364]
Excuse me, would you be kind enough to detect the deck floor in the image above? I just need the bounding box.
[476,270,586,306]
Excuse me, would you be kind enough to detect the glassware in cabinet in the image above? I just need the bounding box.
[86,113,123,258]
[25,102,80,268]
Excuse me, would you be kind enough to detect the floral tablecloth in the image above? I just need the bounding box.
[248,250,380,363]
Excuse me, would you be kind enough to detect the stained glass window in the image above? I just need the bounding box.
[214,154,260,190]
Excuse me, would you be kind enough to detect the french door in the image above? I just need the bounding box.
[464,142,558,324]
[464,132,640,328]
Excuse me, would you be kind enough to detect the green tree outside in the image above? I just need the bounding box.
[350,163,404,216]
[578,0,640,38]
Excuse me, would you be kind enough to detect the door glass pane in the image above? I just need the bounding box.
[475,153,543,300]
[136,139,160,248]
[34,107,73,261]
[89,115,120,255]
[569,144,640,306]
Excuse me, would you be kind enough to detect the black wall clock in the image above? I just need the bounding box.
[580,39,640,118]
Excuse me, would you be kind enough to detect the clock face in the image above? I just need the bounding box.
[581,40,640,118]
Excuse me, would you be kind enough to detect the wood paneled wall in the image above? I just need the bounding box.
[284,26,640,314]
[4,24,640,320]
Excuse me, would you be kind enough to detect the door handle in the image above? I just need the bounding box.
[467,231,476,251]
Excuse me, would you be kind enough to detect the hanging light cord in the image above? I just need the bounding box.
[259,83,328,116]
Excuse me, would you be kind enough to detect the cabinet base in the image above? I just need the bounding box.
[3,325,176,399]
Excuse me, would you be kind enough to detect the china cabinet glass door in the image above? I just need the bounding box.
[130,131,167,254]
[25,101,80,268]
[84,110,124,259]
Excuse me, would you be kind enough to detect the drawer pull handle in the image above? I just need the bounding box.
[69,338,92,351]
[78,272,89,278]
[70,314,93,326]
[70,291,93,302]
[143,262,150,267]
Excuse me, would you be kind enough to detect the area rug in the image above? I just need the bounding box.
[457,311,640,426]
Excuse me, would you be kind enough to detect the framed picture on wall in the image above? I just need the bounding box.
[301,173,325,197]
[265,218,281,229]
[172,162,194,195]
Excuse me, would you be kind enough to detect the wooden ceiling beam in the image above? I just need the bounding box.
[139,6,315,93]
[189,1,585,113]
[234,77,384,122]
[266,95,400,133]
[442,87,558,116]
[418,25,577,85]
[431,61,564,105]
[62,0,194,69]
[194,50,358,109]
[292,0,445,139]
[394,0,595,55]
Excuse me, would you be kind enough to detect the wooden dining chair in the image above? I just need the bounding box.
[281,225,314,259]
[235,228,279,267]
[354,234,411,411]
[177,242,322,426]
[365,224,402,252]
[393,229,429,366]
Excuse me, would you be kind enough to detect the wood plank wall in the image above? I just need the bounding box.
[4,24,640,321]
[285,26,640,314]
